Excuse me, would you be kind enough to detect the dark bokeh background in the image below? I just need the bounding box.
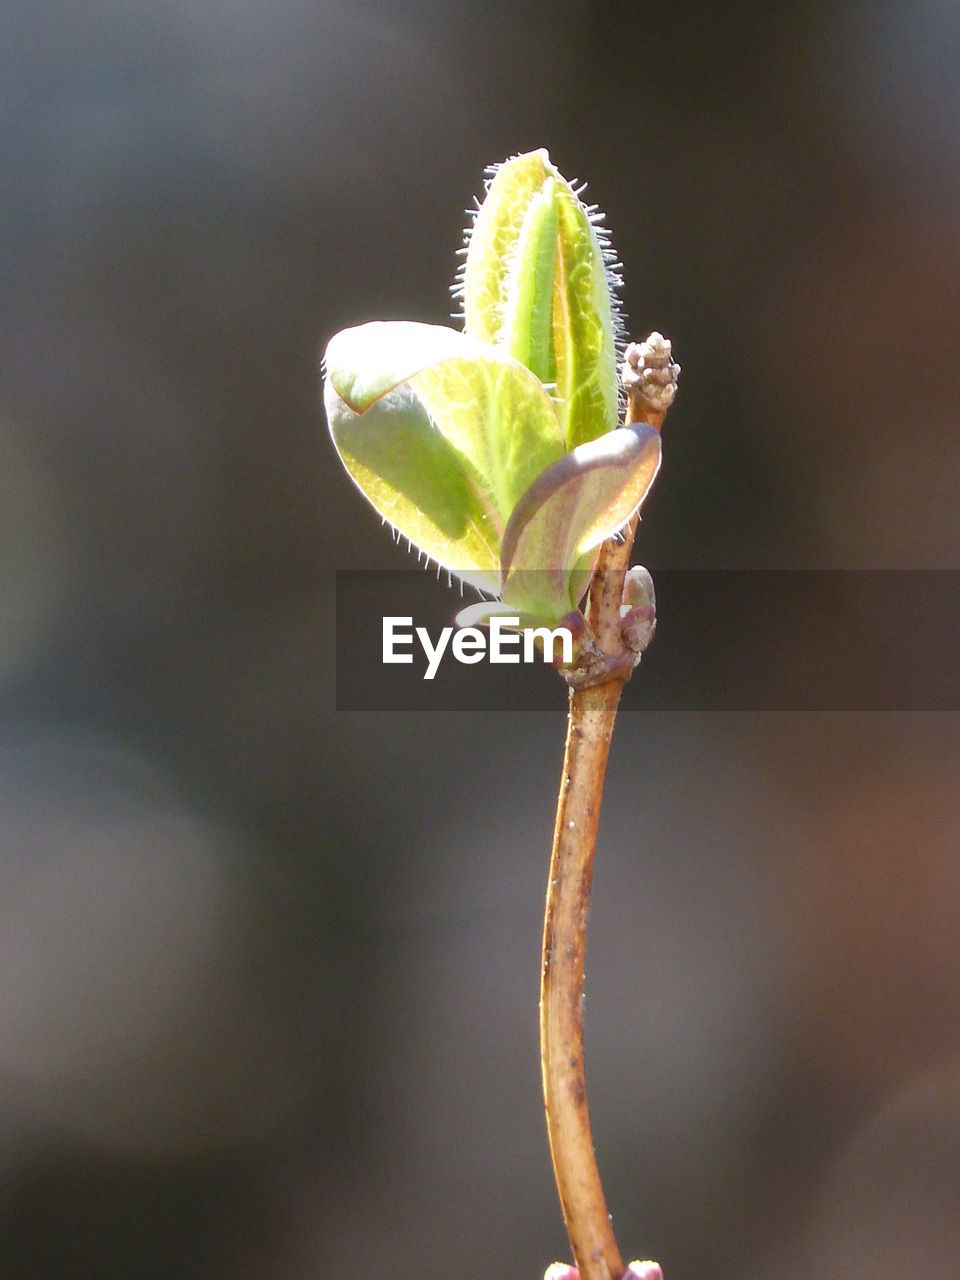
[1,2,959,1277]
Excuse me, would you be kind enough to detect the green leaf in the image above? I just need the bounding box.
[461,149,620,449]
[502,176,560,385]
[551,190,621,449]
[323,320,565,591]
[498,423,662,623]
[461,151,553,348]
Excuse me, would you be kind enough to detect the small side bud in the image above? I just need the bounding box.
[543,1263,664,1280]
[543,1266,579,1280]
[621,332,680,418]
[625,1264,664,1280]
[621,564,655,610]
[620,565,656,653]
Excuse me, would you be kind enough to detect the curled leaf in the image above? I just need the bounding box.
[498,423,662,624]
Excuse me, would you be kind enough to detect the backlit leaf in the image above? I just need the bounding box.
[461,149,621,448]
[498,423,662,623]
[323,320,565,592]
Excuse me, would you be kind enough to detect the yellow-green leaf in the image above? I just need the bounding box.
[461,149,620,448]
[323,320,565,592]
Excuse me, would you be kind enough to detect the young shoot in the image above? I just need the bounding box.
[323,150,679,1280]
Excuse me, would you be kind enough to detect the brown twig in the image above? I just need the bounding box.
[540,335,678,1280]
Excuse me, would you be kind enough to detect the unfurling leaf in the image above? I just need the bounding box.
[460,149,622,449]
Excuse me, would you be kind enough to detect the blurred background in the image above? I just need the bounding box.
[1,1,959,1277]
